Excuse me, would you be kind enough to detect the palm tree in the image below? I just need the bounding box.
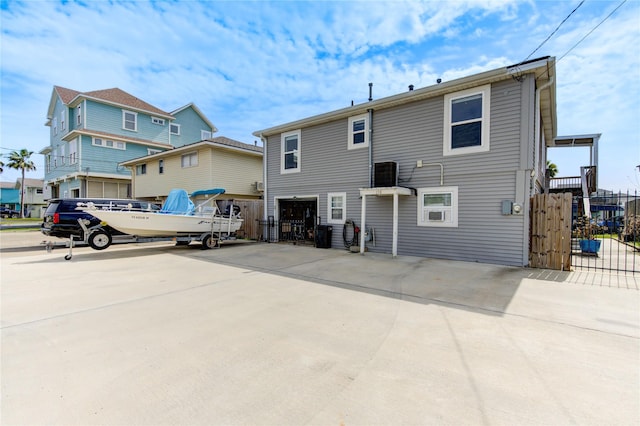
[6,149,37,218]
[546,160,558,178]
[0,159,4,174]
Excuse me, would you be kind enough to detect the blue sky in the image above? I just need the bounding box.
[1,0,638,192]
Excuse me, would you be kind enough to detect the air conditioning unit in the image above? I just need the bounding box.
[255,181,264,192]
[373,162,398,187]
[428,211,445,222]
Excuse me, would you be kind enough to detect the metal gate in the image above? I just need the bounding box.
[570,190,639,275]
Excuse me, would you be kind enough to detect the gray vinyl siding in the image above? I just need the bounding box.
[265,77,534,266]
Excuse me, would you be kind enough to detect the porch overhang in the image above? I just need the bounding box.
[359,186,414,257]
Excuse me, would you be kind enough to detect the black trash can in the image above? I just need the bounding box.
[315,225,333,248]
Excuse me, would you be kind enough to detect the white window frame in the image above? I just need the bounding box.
[348,114,369,150]
[417,186,458,228]
[53,117,58,136]
[61,110,66,131]
[327,192,347,224]
[181,152,198,168]
[76,105,82,126]
[147,148,162,155]
[443,84,490,156]
[158,159,164,174]
[68,139,78,165]
[281,129,301,174]
[170,123,181,135]
[151,117,165,125]
[136,164,147,175]
[123,110,138,131]
[201,130,212,140]
[93,137,126,150]
[60,143,66,165]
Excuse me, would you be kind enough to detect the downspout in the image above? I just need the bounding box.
[527,75,554,267]
[535,76,554,194]
[259,134,268,222]
[367,108,373,187]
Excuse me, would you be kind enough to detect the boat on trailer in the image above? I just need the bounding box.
[82,188,242,237]
[70,188,243,255]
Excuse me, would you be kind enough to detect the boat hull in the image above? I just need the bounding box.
[84,209,243,237]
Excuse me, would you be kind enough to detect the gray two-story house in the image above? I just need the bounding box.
[254,56,558,267]
[41,86,216,199]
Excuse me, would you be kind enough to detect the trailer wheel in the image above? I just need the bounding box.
[201,234,219,250]
[88,230,112,250]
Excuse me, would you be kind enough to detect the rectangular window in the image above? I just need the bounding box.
[417,186,458,227]
[181,152,198,168]
[93,138,126,150]
[201,130,212,140]
[60,143,66,165]
[69,139,78,164]
[46,155,51,173]
[443,84,490,156]
[327,192,347,224]
[136,164,147,175]
[53,117,58,136]
[123,110,137,131]
[76,105,82,125]
[348,114,369,150]
[61,110,65,131]
[158,159,164,174]
[151,117,165,125]
[170,123,181,135]
[281,129,301,173]
[147,149,162,155]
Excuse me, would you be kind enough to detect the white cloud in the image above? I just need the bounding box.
[1,0,638,192]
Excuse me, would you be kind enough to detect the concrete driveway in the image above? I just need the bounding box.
[1,232,639,425]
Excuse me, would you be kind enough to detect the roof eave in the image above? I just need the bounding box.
[254,56,556,138]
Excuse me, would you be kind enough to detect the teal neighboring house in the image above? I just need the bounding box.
[40,86,216,199]
[0,183,19,210]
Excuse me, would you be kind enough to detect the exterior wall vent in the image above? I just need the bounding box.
[373,162,398,187]
[256,181,264,192]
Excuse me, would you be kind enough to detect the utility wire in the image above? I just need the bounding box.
[558,0,628,62]
[524,0,585,62]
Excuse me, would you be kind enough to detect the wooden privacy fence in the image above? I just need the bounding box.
[530,193,572,271]
[217,199,263,240]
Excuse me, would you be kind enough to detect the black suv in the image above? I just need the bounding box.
[1,206,20,218]
[41,198,160,241]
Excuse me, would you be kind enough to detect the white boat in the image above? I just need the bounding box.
[81,188,243,238]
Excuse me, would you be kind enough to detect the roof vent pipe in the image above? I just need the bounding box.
[409,85,414,91]
[368,82,373,101]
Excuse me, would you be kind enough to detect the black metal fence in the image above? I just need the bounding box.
[257,218,315,245]
[571,190,639,275]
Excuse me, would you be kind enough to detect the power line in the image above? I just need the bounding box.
[524,0,585,62]
[558,0,628,63]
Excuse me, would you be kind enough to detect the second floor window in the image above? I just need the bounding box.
[69,139,78,164]
[76,105,82,126]
[348,114,369,150]
[123,110,137,131]
[61,110,65,131]
[170,123,181,135]
[281,129,301,173]
[159,159,164,174]
[201,130,212,140]
[181,152,198,168]
[136,164,147,175]
[53,117,58,136]
[443,84,490,156]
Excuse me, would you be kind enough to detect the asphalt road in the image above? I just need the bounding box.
[1,231,639,425]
